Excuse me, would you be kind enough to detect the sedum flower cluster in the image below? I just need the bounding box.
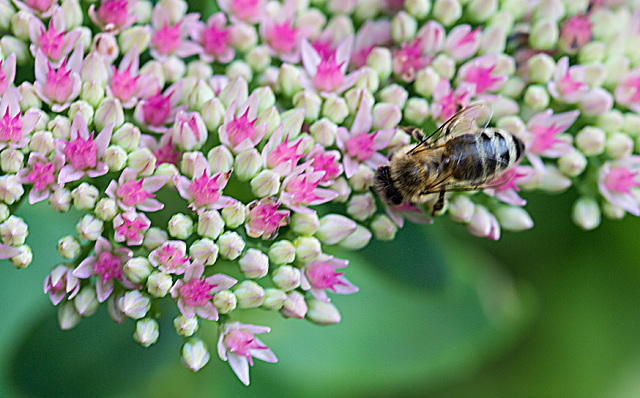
[1,0,640,386]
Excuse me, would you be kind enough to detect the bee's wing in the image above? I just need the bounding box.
[409,102,493,155]
[419,169,514,196]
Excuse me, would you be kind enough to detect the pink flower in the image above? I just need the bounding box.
[113,209,151,246]
[55,113,113,184]
[170,110,208,151]
[245,197,290,239]
[217,322,277,386]
[174,152,236,214]
[0,53,16,97]
[152,133,182,166]
[34,42,83,112]
[599,156,640,216]
[189,12,235,63]
[17,152,64,204]
[385,203,433,228]
[484,166,537,207]
[28,6,82,64]
[559,13,592,54]
[44,264,80,305]
[13,0,58,17]
[261,123,306,176]
[523,109,579,165]
[149,4,201,61]
[336,92,394,178]
[218,93,268,154]
[73,237,138,302]
[258,0,313,63]
[306,144,343,186]
[350,19,392,69]
[149,240,190,275]
[0,86,40,151]
[547,57,590,104]
[280,161,339,213]
[300,37,361,95]
[218,0,267,23]
[444,25,482,61]
[106,168,170,212]
[457,54,508,95]
[300,254,358,302]
[614,66,640,113]
[170,260,237,320]
[89,0,138,33]
[133,81,184,132]
[430,79,476,123]
[107,45,157,108]
[392,37,431,82]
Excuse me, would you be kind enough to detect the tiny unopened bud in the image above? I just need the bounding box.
[213,290,237,314]
[371,214,398,241]
[280,291,308,319]
[167,213,194,240]
[293,90,322,123]
[322,94,349,124]
[250,170,281,197]
[432,0,462,26]
[197,210,225,240]
[330,177,352,202]
[234,280,265,308]
[524,85,550,111]
[221,202,245,229]
[414,67,440,97]
[367,47,393,82]
[238,248,269,279]
[346,192,377,221]
[174,315,199,337]
[73,286,99,316]
[207,145,234,173]
[572,196,601,230]
[57,235,81,259]
[182,338,210,372]
[268,240,295,265]
[558,150,587,177]
[68,101,94,127]
[495,206,534,231]
[124,257,153,283]
[189,238,219,266]
[306,298,341,325]
[529,19,559,50]
[234,149,262,181]
[271,265,301,291]
[49,188,72,212]
[527,53,556,84]
[391,11,417,43]
[104,145,127,172]
[147,271,173,298]
[218,231,245,260]
[605,132,634,159]
[262,288,287,310]
[58,301,82,330]
[576,126,606,156]
[338,224,372,250]
[349,164,375,192]
[119,290,151,319]
[309,118,337,147]
[133,318,159,347]
[315,214,357,245]
[278,63,302,97]
[76,214,104,241]
[94,98,124,131]
[0,148,22,173]
[71,183,99,210]
[80,79,105,107]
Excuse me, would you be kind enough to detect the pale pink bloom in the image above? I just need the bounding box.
[522,109,579,164]
[280,161,339,213]
[34,43,83,112]
[149,240,190,275]
[306,144,343,186]
[218,0,267,23]
[72,237,138,303]
[188,12,235,63]
[350,19,392,69]
[261,123,306,176]
[174,152,236,214]
[106,168,170,212]
[107,45,157,108]
[133,80,184,132]
[28,6,82,64]
[171,260,237,320]
[547,57,590,104]
[444,25,482,61]
[336,93,394,178]
[430,79,476,124]
[44,264,80,305]
[218,93,268,154]
[385,203,433,228]
[13,0,58,17]
[258,0,314,63]
[300,37,362,95]
[245,197,290,240]
[484,166,537,207]
[614,66,640,113]
[55,114,113,184]
[416,20,446,54]
[559,13,592,54]
[89,0,138,33]
[171,110,208,151]
[457,54,508,95]
[392,37,432,83]
[149,4,201,61]
[217,322,277,386]
[599,156,640,216]
[300,254,358,302]
[0,86,40,151]
[17,152,64,204]
[152,133,182,166]
[113,209,151,246]
[0,53,16,97]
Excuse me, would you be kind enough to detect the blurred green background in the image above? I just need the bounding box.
[3,190,640,398]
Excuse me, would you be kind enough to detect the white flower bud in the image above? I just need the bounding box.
[189,238,219,266]
[213,290,237,314]
[133,318,159,347]
[124,257,153,283]
[174,315,199,337]
[572,196,601,230]
[250,170,281,197]
[371,214,398,241]
[234,280,265,308]
[262,288,287,310]
[74,286,99,316]
[338,224,372,250]
[167,213,194,240]
[290,212,319,235]
[76,214,104,241]
[0,148,23,174]
[57,235,81,259]
[293,236,321,263]
[218,231,245,260]
[280,291,308,319]
[306,298,341,325]
[58,301,81,330]
[147,271,173,298]
[71,183,99,210]
[119,290,151,319]
[182,339,210,372]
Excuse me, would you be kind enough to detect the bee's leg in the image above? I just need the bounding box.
[401,126,426,143]
[431,190,446,216]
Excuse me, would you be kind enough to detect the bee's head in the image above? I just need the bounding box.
[372,165,403,205]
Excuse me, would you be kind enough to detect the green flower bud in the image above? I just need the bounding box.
[238,248,269,279]
[18,82,42,112]
[268,240,296,265]
[431,54,456,81]
[271,265,301,291]
[572,197,601,230]
[68,101,94,127]
[280,291,307,319]
[197,210,225,240]
[262,288,287,311]
[391,11,417,43]
[118,290,151,319]
[432,0,462,26]
[467,0,498,23]
[246,45,271,73]
[218,231,245,260]
[104,145,127,172]
[290,212,319,235]
[404,97,429,125]
[524,85,550,111]
[338,224,372,250]
[250,170,281,197]
[558,150,587,177]
[94,98,124,131]
[528,53,556,84]
[186,60,213,80]
[226,60,253,83]
[597,110,624,134]
[124,257,153,284]
[322,94,349,124]
[49,116,71,140]
[118,25,152,54]
[306,298,341,325]
[344,87,375,115]
[221,202,245,229]
[0,148,22,174]
[181,338,210,372]
[404,0,431,19]
[213,290,237,314]
[189,238,219,266]
[576,126,606,156]
[309,118,337,147]
[174,314,199,337]
[494,206,534,231]
[605,132,634,159]
[147,271,173,298]
[294,236,321,263]
[234,149,262,181]
[371,214,398,241]
[134,318,159,347]
[367,47,393,82]
[58,301,81,330]
[234,280,265,308]
[349,164,375,191]
[231,22,258,52]
[278,63,303,97]
[293,90,322,123]
[57,235,81,259]
[529,19,559,50]
[414,66,440,97]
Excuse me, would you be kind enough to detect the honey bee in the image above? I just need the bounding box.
[372,103,525,214]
